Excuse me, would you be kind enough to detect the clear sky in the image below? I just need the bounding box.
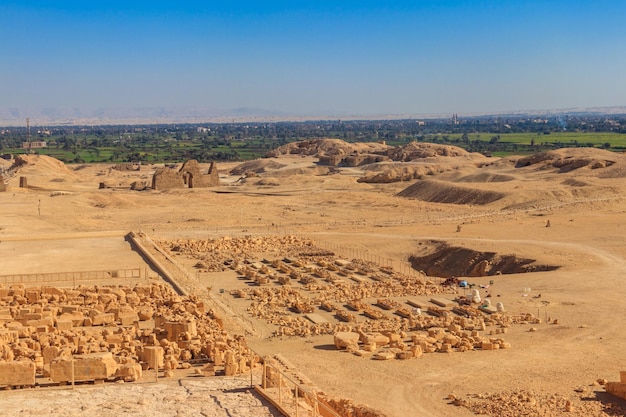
[1,0,626,118]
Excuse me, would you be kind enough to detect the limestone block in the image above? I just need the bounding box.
[92,313,115,326]
[56,319,73,331]
[26,317,54,330]
[25,291,40,304]
[224,351,238,376]
[334,332,360,350]
[411,345,423,358]
[363,343,377,352]
[42,287,64,296]
[0,329,19,345]
[42,345,61,364]
[201,363,215,377]
[50,352,118,383]
[141,346,164,370]
[0,360,36,386]
[61,305,81,314]
[481,341,498,350]
[606,382,626,400]
[443,335,459,347]
[361,332,390,346]
[396,351,414,360]
[439,343,453,353]
[373,351,395,360]
[382,332,401,343]
[117,310,139,326]
[116,362,142,382]
[58,312,85,327]
[164,321,197,341]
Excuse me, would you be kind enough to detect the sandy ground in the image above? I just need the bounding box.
[2,149,626,416]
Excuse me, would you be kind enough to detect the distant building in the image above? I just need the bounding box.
[22,141,47,150]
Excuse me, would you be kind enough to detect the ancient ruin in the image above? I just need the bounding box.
[152,159,219,190]
[0,283,257,387]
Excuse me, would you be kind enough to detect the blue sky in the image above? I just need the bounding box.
[1,1,626,118]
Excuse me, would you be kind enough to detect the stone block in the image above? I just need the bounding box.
[333,332,360,350]
[117,310,139,326]
[396,351,414,360]
[56,319,73,331]
[481,341,499,350]
[26,317,54,329]
[361,332,390,346]
[42,287,64,296]
[621,371,626,384]
[116,362,142,382]
[0,361,36,386]
[373,351,395,360]
[141,346,164,370]
[57,312,84,327]
[50,352,118,383]
[606,382,626,400]
[92,313,115,326]
[164,321,197,341]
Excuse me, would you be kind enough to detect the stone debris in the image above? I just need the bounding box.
[454,389,626,417]
[0,283,257,387]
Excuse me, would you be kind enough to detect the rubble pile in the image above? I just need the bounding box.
[158,235,317,272]
[0,283,256,386]
[451,389,625,417]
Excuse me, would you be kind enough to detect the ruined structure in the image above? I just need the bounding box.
[606,372,626,400]
[0,283,256,387]
[152,160,219,191]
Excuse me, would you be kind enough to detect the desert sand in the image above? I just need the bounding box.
[1,141,626,416]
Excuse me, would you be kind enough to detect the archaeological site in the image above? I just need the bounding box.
[1,140,626,416]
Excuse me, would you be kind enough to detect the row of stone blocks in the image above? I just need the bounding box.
[0,352,140,387]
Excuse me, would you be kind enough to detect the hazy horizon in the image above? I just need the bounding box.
[2,1,626,124]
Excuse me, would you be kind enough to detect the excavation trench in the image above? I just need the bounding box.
[409,240,560,278]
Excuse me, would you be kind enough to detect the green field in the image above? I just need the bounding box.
[3,131,626,165]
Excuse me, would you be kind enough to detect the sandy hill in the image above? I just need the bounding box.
[266,138,391,158]
[396,179,507,205]
[229,159,287,175]
[11,154,77,179]
[515,147,622,172]
[387,141,484,162]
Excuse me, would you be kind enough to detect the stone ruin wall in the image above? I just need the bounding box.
[0,283,257,387]
[152,159,219,191]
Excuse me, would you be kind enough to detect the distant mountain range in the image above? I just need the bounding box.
[1,106,625,127]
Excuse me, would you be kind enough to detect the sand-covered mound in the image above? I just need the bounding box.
[0,156,11,169]
[387,142,481,162]
[396,179,506,205]
[266,139,390,158]
[229,159,287,175]
[515,147,619,172]
[10,154,77,180]
[456,172,516,183]
[357,162,449,183]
